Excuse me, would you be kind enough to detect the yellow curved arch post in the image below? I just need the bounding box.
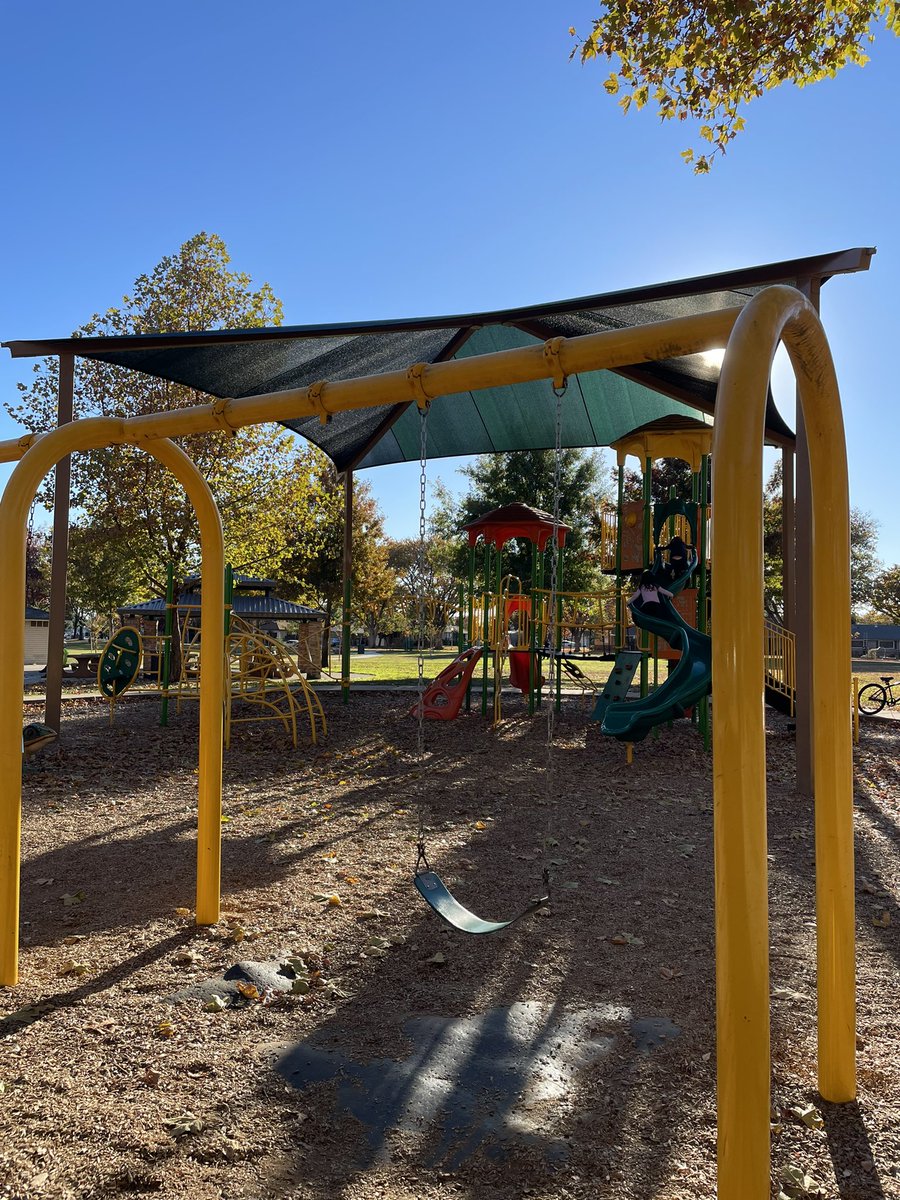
[713,285,854,1198]
[0,420,224,985]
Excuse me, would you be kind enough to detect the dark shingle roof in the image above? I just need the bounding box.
[119,593,324,621]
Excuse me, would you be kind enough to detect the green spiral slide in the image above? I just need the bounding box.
[600,556,711,743]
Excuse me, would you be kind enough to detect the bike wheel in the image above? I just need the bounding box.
[857,684,887,715]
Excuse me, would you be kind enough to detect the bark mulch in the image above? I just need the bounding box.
[1,692,898,1200]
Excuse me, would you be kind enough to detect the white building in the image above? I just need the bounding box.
[24,606,50,666]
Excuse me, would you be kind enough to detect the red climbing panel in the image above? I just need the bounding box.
[409,648,483,721]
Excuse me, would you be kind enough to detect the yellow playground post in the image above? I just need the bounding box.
[0,423,225,987]
[0,287,855,1200]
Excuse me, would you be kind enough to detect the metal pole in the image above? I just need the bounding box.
[481,542,491,717]
[528,539,537,716]
[615,464,624,649]
[555,543,565,712]
[795,285,816,795]
[698,454,710,751]
[341,471,353,705]
[641,456,652,698]
[466,544,475,711]
[160,563,174,726]
[44,355,74,736]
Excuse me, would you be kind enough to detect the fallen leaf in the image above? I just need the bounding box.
[771,987,810,1002]
[156,1020,176,1039]
[236,981,260,1001]
[142,1067,161,1087]
[426,952,447,966]
[789,1102,824,1130]
[58,960,89,977]
[780,1164,819,1197]
[60,892,84,906]
[873,910,891,927]
[163,1111,203,1139]
[174,907,192,918]
[204,994,228,1012]
[609,932,644,946]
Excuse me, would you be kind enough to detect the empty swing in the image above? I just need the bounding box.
[410,378,567,933]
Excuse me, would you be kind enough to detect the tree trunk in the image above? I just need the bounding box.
[321,597,333,668]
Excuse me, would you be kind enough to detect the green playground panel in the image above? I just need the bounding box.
[99,627,142,698]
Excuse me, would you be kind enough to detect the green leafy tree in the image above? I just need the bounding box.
[275,454,393,663]
[386,536,459,649]
[571,1,898,171]
[5,233,293,594]
[763,459,880,621]
[25,525,52,612]
[870,566,900,624]
[621,457,695,503]
[67,522,142,638]
[438,449,610,592]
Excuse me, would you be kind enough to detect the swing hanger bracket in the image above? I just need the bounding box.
[211,398,238,437]
[307,380,332,425]
[543,336,569,396]
[407,362,434,411]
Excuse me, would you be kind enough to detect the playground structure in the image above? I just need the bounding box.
[104,569,327,746]
[1,262,864,1199]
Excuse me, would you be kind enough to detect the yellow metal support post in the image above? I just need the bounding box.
[713,285,855,1199]
[0,421,224,984]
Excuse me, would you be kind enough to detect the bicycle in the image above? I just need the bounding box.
[857,675,900,715]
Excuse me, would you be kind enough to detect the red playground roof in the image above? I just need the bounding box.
[462,502,570,550]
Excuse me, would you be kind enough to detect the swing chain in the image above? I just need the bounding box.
[415,400,430,854]
[543,381,565,885]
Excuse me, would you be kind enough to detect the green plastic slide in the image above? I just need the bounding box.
[601,551,711,743]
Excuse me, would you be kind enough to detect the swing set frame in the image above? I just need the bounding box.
[0,286,853,1200]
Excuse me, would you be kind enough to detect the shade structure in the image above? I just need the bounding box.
[3,248,875,470]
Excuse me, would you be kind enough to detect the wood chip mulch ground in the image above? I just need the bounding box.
[1,691,899,1200]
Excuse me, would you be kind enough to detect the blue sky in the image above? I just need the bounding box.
[1,3,897,560]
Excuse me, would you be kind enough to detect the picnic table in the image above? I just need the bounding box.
[67,652,102,678]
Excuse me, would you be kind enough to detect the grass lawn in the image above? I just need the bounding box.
[326,647,673,689]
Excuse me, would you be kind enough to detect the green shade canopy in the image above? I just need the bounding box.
[3,248,874,471]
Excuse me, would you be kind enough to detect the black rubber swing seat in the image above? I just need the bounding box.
[414,869,550,935]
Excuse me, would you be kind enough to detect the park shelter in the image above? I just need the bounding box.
[118,574,326,676]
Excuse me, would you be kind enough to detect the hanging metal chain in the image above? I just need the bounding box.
[415,401,430,868]
[546,384,565,745]
[543,380,566,883]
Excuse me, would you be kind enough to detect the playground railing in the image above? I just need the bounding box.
[763,618,796,716]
